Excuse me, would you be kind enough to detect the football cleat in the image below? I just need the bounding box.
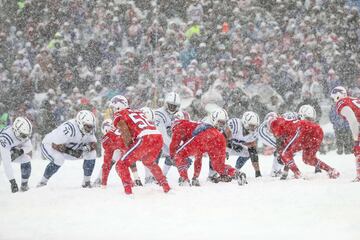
[92,178,102,188]
[178,177,191,186]
[134,179,143,187]
[352,176,360,182]
[328,169,340,179]
[36,181,47,187]
[191,178,200,187]
[235,171,247,185]
[20,182,29,192]
[82,181,92,188]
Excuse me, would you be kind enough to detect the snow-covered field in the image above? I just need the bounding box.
[1,152,359,240]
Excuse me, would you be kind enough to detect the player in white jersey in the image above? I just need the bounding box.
[155,92,192,176]
[38,110,97,188]
[227,112,262,177]
[258,112,284,177]
[0,117,33,193]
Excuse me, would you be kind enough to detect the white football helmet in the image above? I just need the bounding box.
[264,112,278,122]
[173,110,191,121]
[210,108,229,130]
[282,111,299,121]
[330,86,347,102]
[241,111,260,132]
[140,107,155,122]
[76,110,96,135]
[298,105,316,121]
[101,119,113,135]
[109,95,129,112]
[12,117,32,141]
[164,92,181,114]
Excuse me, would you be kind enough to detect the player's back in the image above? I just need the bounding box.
[113,108,158,140]
[102,128,127,153]
[172,119,200,142]
[297,120,323,144]
[199,127,226,152]
[270,117,298,139]
[336,97,360,122]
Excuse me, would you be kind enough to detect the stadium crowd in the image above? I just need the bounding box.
[0,0,359,153]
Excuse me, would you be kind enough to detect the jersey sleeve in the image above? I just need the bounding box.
[169,124,182,158]
[340,106,360,141]
[22,139,33,154]
[0,143,14,180]
[155,111,171,155]
[51,123,75,144]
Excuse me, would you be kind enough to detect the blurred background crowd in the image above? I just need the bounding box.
[0,0,359,154]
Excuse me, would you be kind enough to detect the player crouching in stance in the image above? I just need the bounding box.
[174,108,247,186]
[93,119,142,187]
[269,114,339,180]
[111,95,170,194]
[331,86,360,182]
[0,117,32,193]
[227,111,262,178]
[38,110,97,188]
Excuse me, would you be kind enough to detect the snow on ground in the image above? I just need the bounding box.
[0,151,359,240]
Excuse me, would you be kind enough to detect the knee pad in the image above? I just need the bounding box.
[44,162,61,179]
[164,156,174,166]
[186,158,193,168]
[21,162,31,180]
[236,157,250,169]
[83,159,95,177]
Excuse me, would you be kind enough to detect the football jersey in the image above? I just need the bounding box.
[258,120,276,148]
[0,126,32,180]
[113,108,159,140]
[42,119,97,149]
[170,119,200,158]
[155,107,174,155]
[102,128,127,154]
[227,118,258,143]
[336,97,360,122]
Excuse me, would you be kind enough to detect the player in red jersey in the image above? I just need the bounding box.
[270,116,339,179]
[331,86,360,181]
[93,119,142,187]
[169,116,203,186]
[110,95,170,194]
[174,108,246,186]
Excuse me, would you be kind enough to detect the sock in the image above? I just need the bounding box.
[21,162,31,183]
[162,164,171,176]
[236,156,249,169]
[132,170,140,180]
[83,159,95,177]
[44,162,61,180]
[145,167,152,179]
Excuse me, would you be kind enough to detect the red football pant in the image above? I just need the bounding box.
[175,129,235,180]
[116,134,167,190]
[281,129,333,174]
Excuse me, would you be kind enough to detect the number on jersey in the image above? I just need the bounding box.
[352,99,360,109]
[129,112,152,129]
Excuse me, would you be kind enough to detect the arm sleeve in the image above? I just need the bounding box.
[155,118,171,155]
[341,106,359,141]
[22,140,33,154]
[0,145,14,180]
[169,126,182,159]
